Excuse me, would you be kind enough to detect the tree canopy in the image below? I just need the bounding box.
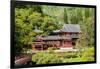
[15,4,95,54]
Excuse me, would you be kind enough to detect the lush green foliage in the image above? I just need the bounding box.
[15,4,95,56]
[32,48,63,64]
[32,47,94,64]
[80,47,94,61]
[15,5,61,53]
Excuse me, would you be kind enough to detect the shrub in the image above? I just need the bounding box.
[32,47,95,64]
[32,48,63,64]
[80,47,94,61]
[63,52,78,58]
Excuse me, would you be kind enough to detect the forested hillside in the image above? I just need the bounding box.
[15,4,95,56]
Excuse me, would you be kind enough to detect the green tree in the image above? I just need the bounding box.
[63,8,68,23]
[15,8,43,53]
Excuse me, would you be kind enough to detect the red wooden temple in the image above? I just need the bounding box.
[32,24,81,50]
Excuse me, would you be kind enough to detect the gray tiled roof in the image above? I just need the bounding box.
[61,24,80,32]
[43,35,71,40]
[43,36,61,40]
[54,24,81,33]
[53,30,60,33]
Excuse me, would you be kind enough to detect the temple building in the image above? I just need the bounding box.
[32,24,81,50]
